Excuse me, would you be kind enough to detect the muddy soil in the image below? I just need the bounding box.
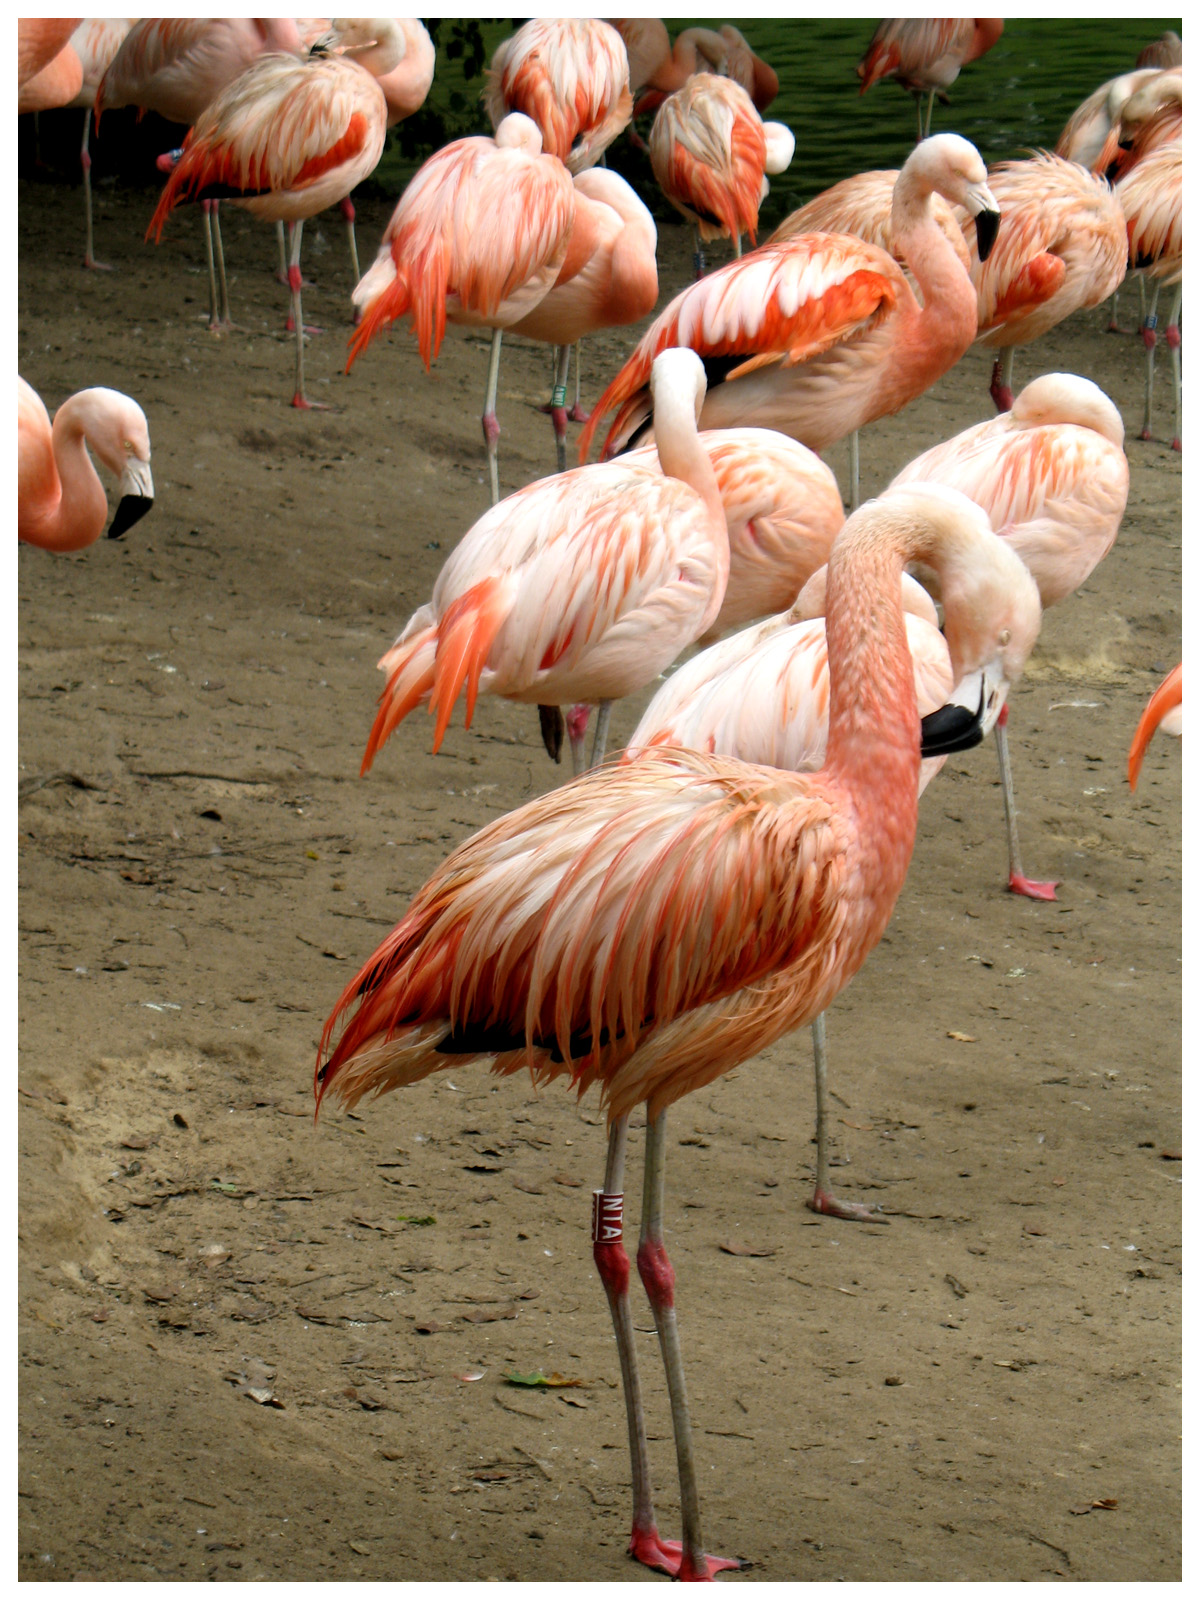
[18,175,1180,1583]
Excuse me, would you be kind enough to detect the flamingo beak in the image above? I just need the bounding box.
[965,184,1001,261]
[108,458,155,539]
[919,678,987,756]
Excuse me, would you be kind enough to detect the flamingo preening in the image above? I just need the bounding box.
[580,134,1001,512]
[18,376,154,551]
[891,373,1130,899]
[316,481,1040,1579]
[148,21,400,409]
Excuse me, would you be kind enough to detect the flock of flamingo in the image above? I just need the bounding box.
[17,16,1182,1582]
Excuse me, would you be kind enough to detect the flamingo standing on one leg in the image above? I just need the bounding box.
[647,72,794,277]
[891,372,1130,899]
[958,152,1129,412]
[346,113,576,505]
[315,481,1039,1580]
[18,376,154,551]
[147,22,400,410]
[357,351,730,779]
[62,18,132,271]
[95,17,304,331]
[856,18,1004,141]
[1115,141,1182,449]
[1128,664,1182,789]
[626,511,1042,1220]
[579,133,1001,517]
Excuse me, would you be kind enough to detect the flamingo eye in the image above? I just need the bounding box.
[998,629,1011,646]
[124,440,135,454]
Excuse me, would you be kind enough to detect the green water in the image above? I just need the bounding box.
[382,17,1180,229]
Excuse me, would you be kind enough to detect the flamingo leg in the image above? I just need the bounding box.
[210,201,233,331]
[568,341,590,423]
[551,343,571,473]
[1106,285,1121,333]
[288,220,327,410]
[805,1012,886,1222]
[925,90,936,139]
[589,700,614,769]
[691,224,706,280]
[341,193,362,324]
[848,430,860,511]
[1140,280,1161,441]
[483,327,503,507]
[989,346,1015,412]
[1166,285,1181,451]
[80,111,111,271]
[284,221,322,335]
[994,704,1058,900]
[593,1115,677,1573]
[568,705,591,776]
[733,230,742,260]
[200,202,221,332]
[637,1110,745,1581]
[276,219,290,285]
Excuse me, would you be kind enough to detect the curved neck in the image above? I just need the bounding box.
[889,173,978,354]
[652,378,730,632]
[42,400,108,551]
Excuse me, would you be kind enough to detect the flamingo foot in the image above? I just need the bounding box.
[1007,871,1058,901]
[628,1527,744,1580]
[83,255,113,271]
[568,402,591,424]
[988,361,1014,412]
[285,316,323,336]
[806,1185,888,1223]
[290,392,331,411]
[1106,319,1125,334]
[1171,437,1181,451]
[1140,426,1154,442]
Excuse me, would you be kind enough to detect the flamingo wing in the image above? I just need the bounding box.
[649,74,767,243]
[1119,143,1182,278]
[578,235,907,460]
[317,748,849,1122]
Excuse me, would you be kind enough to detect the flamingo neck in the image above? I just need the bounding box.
[889,177,978,356]
[44,398,108,551]
[652,378,730,632]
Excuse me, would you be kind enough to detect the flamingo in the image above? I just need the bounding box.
[956,151,1128,412]
[1093,68,1182,183]
[358,350,729,779]
[18,376,154,552]
[647,72,795,276]
[856,18,1004,141]
[626,527,1041,1220]
[579,133,1001,514]
[315,481,1039,1580]
[1055,67,1159,170]
[769,164,972,275]
[506,167,658,473]
[346,112,576,505]
[1115,142,1181,449]
[484,18,632,175]
[60,19,132,271]
[1128,664,1182,789]
[95,17,305,331]
[147,21,400,410]
[613,20,780,116]
[891,372,1130,899]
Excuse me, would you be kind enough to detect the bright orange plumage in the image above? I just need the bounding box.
[648,73,767,246]
[484,18,632,174]
[1128,665,1182,790]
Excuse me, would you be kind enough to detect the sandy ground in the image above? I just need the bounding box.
[18,176,1180,1583]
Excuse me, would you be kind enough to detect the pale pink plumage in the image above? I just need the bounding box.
[18,18,82,89]
[316,482,1041,1579]
[1055,68,1159,170]
[485,18,632,175]
[856,18,1003,137]
[1091,68,1182,181]
[18,376,154,553]
[580,134,998,462]
[613,20,779,113]
[770,166,971,275]
[95,17,303,125]
[1115,141,1181,446]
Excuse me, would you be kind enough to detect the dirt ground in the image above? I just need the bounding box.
[18,174,1180,1583]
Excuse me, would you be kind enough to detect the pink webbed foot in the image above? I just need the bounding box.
[290,392,331,411]
[285,315,323,336]
[1008,871,1059,901]
[83,256,113,271]
[1139,426,1154,442]
[568,402,591,424]
[1171,437,1181,451]
[806,1185,888,1223]
[628,1527,745,1580]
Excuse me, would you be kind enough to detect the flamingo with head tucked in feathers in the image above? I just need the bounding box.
[148,20,399,409]
[891,372,1130,899]
[579,133,1001,513]
[856,18,1004,140]
[484,17,632,174]
[315,479,1040,1581]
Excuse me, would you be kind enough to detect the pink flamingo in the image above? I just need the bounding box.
[147,21,400,410]
[857,18,1004,140]
[1055,67,1159,170]
[507,167,658,471]
[1115,141,1181,448]
[315,482,1037,1580]
[614,20,780,116]
[769,163,972,275]
[892,372,1129,899]
[1092,68,1182,182]
[18,376,154,551]
[647,72,794,276]
[96,17,304,331]
[958,151,1128,411]
[346,112,576,504]
[579,133,1001,512]
[627,502,1041,1220]
[484,18,632,175]
[1128,664,1182,789]
[358,350,728,778]
[60,19,132,271]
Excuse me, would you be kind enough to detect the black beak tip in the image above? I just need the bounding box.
[975,208,1001,263]
[107,494,154,540]
[920,687,987,758]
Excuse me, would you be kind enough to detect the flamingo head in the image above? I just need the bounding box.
[322,19,406,76]
[1009,374,1125,449]
[494,112,545,155]
[70,388,154,539]
[907,133,1001,260]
